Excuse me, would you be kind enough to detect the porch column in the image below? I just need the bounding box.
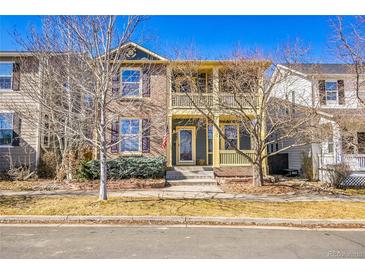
[212,116,220,167]
[333,121,342,164]
[166,115,173,167]
[212,67,219,110]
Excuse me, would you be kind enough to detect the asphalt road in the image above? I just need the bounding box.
[1,225,365,258]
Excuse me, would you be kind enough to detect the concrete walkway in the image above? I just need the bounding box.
[1,185,365,202]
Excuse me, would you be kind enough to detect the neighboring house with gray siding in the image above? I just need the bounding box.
[272,64,365,181]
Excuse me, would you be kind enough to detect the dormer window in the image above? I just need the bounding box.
[0,63,13,90]
[325,81,338,102]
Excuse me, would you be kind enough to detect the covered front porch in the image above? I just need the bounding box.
[166,115,255,168]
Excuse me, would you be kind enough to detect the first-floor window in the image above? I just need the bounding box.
[120,119,141,152]
[208,125,213,153]
[0,113,13,145]
[224,125,238,150]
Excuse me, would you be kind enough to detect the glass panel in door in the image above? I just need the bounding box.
[179,129,193,161]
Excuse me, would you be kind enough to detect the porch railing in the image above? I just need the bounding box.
[219,150,255,166]
[171,93,213,108]
[343,154,365,171]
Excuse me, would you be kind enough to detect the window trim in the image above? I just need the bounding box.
[325,80,338,104]
[119,118,142,154]
[0,111,14,147]
[120,67,143,98]
[0,61,14,92]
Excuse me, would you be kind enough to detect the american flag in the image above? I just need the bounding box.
[161,125,168,149]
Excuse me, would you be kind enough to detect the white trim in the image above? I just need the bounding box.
[119,118,142,153]
[120,67,143,98]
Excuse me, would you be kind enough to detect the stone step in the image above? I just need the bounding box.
[171,166,213,172]
[166,170,214,180]
[166,178,217,186]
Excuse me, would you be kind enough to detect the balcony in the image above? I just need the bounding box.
[170,92,257,110]
[171,93,213,108]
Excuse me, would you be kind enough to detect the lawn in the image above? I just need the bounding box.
[1,195,365,219]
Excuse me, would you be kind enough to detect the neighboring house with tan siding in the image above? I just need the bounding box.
[0,52,41,171]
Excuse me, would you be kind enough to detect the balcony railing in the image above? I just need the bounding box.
[171,93,213,108]
[171,92,257,109]
[219,150,255,166]
[219,93,257,109]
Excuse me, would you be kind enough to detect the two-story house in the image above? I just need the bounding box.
[0,42,268,184]
[272,63,365,182]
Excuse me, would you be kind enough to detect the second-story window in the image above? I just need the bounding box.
[325,81,338,102]
[0,63,13,90]
[121,68,142,97]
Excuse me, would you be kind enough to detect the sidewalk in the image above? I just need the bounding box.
[1,185,365,202]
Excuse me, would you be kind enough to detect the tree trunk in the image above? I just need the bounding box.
[99,145,107,200]
[99,105,108,200]
[253,160,264,187]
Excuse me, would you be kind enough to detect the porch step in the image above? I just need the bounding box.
[166,166,216,185]
[166,178,217,186]
[166,167,214,180]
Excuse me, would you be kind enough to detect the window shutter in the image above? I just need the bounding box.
[338,80,345,105]
[142,69,151,97]
[12,63,20,91]
[142,119,151,153]
[318,80,326,105]
[12,114,21,146]
[112,72,120,96]
[110,121,119,153]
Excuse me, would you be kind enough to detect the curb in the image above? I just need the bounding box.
[1,215,365,227]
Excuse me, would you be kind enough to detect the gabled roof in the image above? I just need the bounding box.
[110,41,168,61]
[282,63,360,75]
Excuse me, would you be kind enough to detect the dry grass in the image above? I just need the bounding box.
[1,195,365,219]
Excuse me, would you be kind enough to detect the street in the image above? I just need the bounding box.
[0,225,365,258]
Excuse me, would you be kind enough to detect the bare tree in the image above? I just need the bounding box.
[169,45,321,186]
[332,16,365,106]
[10,16,158,200]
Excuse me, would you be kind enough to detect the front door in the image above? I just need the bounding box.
[176,126,196,165]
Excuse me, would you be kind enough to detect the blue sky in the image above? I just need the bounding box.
[0,16,343,62]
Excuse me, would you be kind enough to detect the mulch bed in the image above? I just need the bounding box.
[219,177,340,196]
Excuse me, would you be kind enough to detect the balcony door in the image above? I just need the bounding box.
[176,126,196,165]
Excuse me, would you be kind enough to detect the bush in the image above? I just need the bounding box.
[327,163,351,188]
[38,151,59,179]
[77,156,166,180]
